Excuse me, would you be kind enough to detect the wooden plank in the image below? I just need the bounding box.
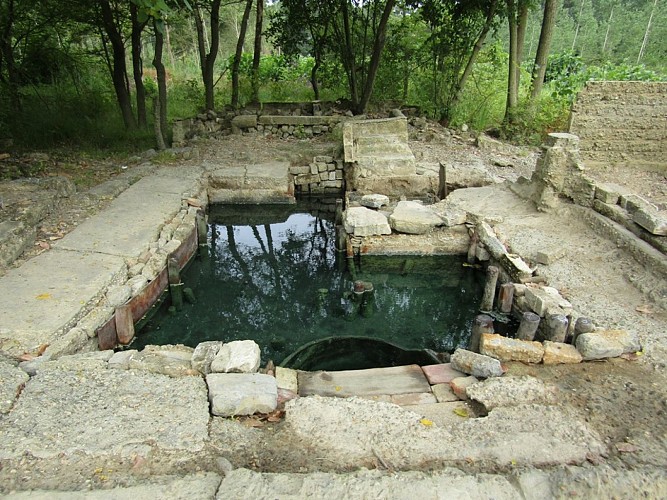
[129,267,168,323]
[172,227,197,268]
[115,304,135,345]
[97,317,117,350]
[298,364,430,398]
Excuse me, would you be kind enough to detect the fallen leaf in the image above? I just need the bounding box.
[419,418,434,427]
[635,304,655,314]
[36,344,49,355]
[616,442,639,453]
[18,353,35,361]
[242,418,264,428]
[186,197,202,207]
[334,385,342,392]
[36,241,50,250]
[453,407,469,418]
[35,293,52,300]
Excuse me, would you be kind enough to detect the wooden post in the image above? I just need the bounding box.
[467,232,478,264]
[196,209,208,245]
[498,283,514,313]
[516,311,540,341]
[470,314,494,352]
[545,314,568,343]
[335,199,344,225]
[438,162,448,200]
[115,304,135,345]
[168,255,183,311]
[480,265,499,311]
[336,226,347,253]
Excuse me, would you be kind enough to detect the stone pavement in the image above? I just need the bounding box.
[0,168,204,357]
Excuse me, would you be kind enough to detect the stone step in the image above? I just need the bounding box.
[207,162,295,204]
[298,364,431,397]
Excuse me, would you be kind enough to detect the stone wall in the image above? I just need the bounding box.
[291,155,344,194]
[568,81,667,168]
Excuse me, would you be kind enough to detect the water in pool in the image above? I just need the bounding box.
[135,202,484,365]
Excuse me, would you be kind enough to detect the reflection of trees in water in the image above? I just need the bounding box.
[210,215,341,341]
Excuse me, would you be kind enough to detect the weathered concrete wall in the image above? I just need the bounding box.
[568,81,667,168]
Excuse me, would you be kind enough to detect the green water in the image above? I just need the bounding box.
[134,203,484,364]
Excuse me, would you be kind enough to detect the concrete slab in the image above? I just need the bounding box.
[403,401,473,425]
[55,175,200,258]
[0,249,126,356]
[0,366,210,484]
[298,364,431,397]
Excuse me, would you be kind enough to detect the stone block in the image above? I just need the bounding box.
[361,194,390,209]
[450,349,504,378]
[594,183,625,204]
[431,383,459,403]
[633,207,667,235]
[343,206,391,237]
[421,363,465,385]
[524,286,572,317]
[389,201,444,235]
[276,366,298,393]
[620,194,652,215]
[480,333,544,364]
[206,373,277,417]
[231,115,257,133]
[465,376,555,411]
[310,163,318,175]
[575,329,641,360]
[191,341,223,375]
[211,340,261,373]
[390,392,437,406]
[294,173,321,186]
[129,345,197,377]
[314,155,334,163]
[289,166,311,175]
[542,341,583,365]
[450,376,479,400]
[319,172,329,181]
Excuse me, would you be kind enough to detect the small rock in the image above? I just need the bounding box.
[108,350,136,369]
[276,366,298,392]
[450,348,504,378]
[431,383,459,403]
[211,340,261,373]
[191,341,223,375]
[105,285,132,308]
[360,194,390,209]
[576,330,640,360]
[343,207,391,237]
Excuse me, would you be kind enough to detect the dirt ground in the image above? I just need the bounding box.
[1,121,666,481]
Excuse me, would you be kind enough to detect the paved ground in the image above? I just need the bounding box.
[0,137,666,498]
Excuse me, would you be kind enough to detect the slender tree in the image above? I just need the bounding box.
[194,0,222,111]
[251,0,264,103]
[529,0,559,101]
[231,0,253,109]
[130,3,148,127]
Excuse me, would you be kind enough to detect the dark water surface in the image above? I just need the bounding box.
[135,202,484,365]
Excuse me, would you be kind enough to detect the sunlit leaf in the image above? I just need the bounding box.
[420,418,434,427]
[453,407,469,418]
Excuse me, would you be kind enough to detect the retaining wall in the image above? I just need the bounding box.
[568,81,667,168]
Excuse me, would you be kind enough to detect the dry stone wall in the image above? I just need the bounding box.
[568,81,667,168]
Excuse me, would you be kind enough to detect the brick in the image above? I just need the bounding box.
[450,376,479,400]
[421,363,465,385]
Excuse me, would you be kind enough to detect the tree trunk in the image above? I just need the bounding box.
[251,0,264,104]
[0,0,21,113]
[130,4,147,127]
[310,58,321,101]
[530,0,559,101]
[99,0,136,129]
[504,0,519,125]
[356,0,396,114]
[153,20,168,145]
[196,0,222,111]
[231,0,253,109]
[340,0,358,109]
